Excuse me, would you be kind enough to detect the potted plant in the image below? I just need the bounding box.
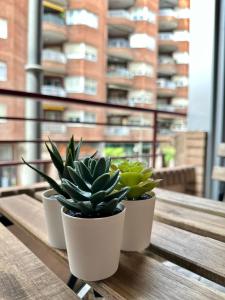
[56,155,129,281]
[22,136,82,249]
[111,160,161,252]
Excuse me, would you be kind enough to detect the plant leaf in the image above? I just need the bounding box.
[93,157,106,179]
[105,187,129,202]
[45,142,64,178]
[67,166,91,191]
[61,179,91,202]
[105,170,120,194]
[91,173,110,193]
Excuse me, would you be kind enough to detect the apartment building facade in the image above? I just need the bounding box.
[0,0,189,185]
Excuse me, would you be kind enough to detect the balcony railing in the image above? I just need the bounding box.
[157,79,176,89]
[106,126,130,136]
[108,98,128,105]
[108,10,131,19]
[159,33,175,41]
[43,14,65,26]
[42,50,66,64]
[0,88,186,173]
[42,123,67,133]
[159,9,177,17]
[108,38,130,48]
[107,68,131,78]
[41,85,66,97]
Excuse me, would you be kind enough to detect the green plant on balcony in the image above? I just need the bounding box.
[111,160,161,200]
[22,136,82,198]
[56,156,129,218]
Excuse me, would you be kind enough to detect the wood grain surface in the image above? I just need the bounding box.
[155,200,225,242]
[0,194,225,299]
[151,221,225,286]
[0,223,78,300]
[155,188,225,217]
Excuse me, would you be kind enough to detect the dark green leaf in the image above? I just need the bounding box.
[93,157,106,179]
[67,166,91,191]
[74,138,82,161]
[91,173,110,193]
[104,187,129,202]
[45,142,64,178]
[77,161,93,183]
[22,158,67,197]
[62,179,91,202]
[105,170,120,194]
[90,191,106,206]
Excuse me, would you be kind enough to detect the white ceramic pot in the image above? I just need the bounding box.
[122,196,156,252]
[61,206,126,281]
[42,189,66,249]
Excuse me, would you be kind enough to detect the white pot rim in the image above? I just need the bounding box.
[42,188,57,199]
[61,204,125,222]
[123,195,155,203]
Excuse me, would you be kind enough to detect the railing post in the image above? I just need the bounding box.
[152,111,157,168]
[21,0,43,185]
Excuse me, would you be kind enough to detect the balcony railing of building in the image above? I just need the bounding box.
[0,88,186,179]
[159,33,175,41]
[108,10,131,19]
[42,49,67,63]
[108,39,130,48]
[41,85,67,97]
[43,13,65,26]
[157,79,176,89]
[107,68,132,78]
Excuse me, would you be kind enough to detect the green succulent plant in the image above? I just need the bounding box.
[56,156,129,218]
[22,136,82,198]
[111,160,161,200]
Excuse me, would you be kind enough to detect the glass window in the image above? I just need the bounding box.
[66,110,96,123]
[130,34,156,50]
[0,19,7,39]
[66,9,98,29]
[65,76,97,95]
[0,62,7,81]
[64,43,97,61]
[129,62,154,77]
[130,7,156,23]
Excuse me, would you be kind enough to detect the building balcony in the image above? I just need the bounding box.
[108,98,128,105]
[105,126,130,136]
[160,0,178,8]
[159,33,177,53]
[159,9,178,31]
[41,85,67,97]
[47,0,68,7]
[108,10,134,37]
[42,14,67,45]
[108,39,133,61]
[42,122,67,134]
[108,0,135,9]
[107,68,133,89]
[157,79,176,97]
[42,49,67,75]
[158,57,176,76]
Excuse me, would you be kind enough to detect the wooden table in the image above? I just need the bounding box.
[0,186,225,299]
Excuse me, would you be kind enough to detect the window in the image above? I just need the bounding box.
[66,110,96,124]
[64,43,97,61]
[0,19,7,39]
[66,9,98,29]
[128,90,153,106]
[65,76,97,95]
[130,7,156,23]
[173,52,189,64]
[0,62,7,81]
[130,34,156,50]
[129,62,154,77]
[0,103,7,122]
[172,76,188,87]
[172,98,188,108]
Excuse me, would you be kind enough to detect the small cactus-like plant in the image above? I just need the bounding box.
[22,136,82,198]
[111,160,161,200]
[56,156,129,218]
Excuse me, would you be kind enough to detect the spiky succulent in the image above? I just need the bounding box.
[111,160,161,200]
[56,156,129,218]
[22,136,83,198]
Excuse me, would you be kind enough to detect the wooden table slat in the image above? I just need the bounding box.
[0,194,225,299]
[155,188,225,217]
[151,221,225,286]
[155,200,225,242]
[0,223,78,300]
